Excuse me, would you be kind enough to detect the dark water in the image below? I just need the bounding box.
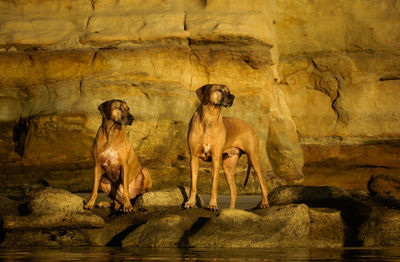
[1,247,400,261]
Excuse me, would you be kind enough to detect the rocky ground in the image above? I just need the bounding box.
[1,174,399,248]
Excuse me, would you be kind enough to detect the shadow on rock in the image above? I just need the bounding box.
[178,217,210,248]
[106,223,145,247]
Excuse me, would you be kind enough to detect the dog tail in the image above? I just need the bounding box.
[243,160,252,188]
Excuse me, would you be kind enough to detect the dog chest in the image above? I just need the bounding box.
[100,147,121,181]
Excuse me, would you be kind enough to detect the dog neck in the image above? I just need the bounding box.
[198,103,222,127]
[101,118,123,142]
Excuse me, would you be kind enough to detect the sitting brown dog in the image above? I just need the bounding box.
[185,84,269,210]
[84,99,152,213]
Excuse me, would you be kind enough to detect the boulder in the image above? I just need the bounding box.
[254,204,310,241]
[359,206,400,247]
[368,174,400,207]
[3,187,105,231]
[26,187,85,214]
[347,189,370,201]
[307,208,345,247]
[190,205,312,248]
[269,185,352,207]
[189,209,268,248]
[121,214,190,248]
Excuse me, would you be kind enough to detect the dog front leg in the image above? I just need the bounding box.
[209,154,221,211]
[185,155,199,209]
[84,164,102,210]
[122,163,133,213]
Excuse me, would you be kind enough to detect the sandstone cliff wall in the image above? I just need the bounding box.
[0,0,399,192]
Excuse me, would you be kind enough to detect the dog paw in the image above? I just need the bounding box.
[257,201,269,209]
[97,201,111,209]
[123,204,133,213]
[184,200,196,209]
[84,202,95,210]
[207,203,218,211]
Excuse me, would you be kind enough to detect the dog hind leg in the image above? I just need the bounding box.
[222,153,240,209]
[140,167,152,193]
[247,151,269,208]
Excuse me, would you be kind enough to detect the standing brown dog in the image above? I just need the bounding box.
[84,99,152,213]
[184,84,269,210]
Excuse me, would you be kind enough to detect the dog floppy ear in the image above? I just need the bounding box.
[196,84,213,103]
[98,100,113,120]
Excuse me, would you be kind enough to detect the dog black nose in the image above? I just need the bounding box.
[128,114,134,122]
[228,94,235,101]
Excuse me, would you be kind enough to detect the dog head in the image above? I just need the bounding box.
[196,84,235,107]
[98,99,134,125]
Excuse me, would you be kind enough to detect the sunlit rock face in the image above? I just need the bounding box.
[275,0,400,188]
[0,0,286,192]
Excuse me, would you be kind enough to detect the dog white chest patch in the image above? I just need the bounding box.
[200,144,212,161]
[101,148,119,165]
[203,144,211,153]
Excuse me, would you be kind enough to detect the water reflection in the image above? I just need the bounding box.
[1,247,400,261]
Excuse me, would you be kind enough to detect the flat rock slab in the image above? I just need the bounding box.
[3,212,105,230]
[1,230,91,247]
[133,186,204,210]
